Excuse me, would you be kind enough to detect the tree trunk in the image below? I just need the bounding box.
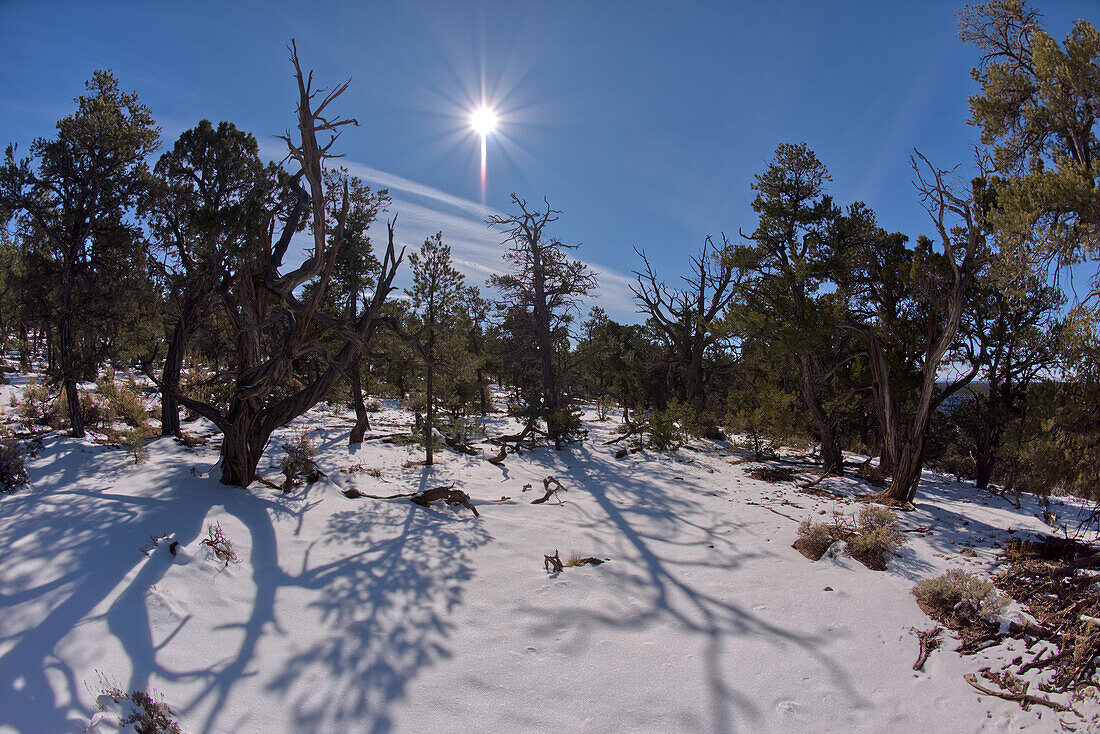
[218,403,267,486]
[348,360,370,445]
[58,317,85,438]
[798,355,843,474]
[974,429,995,491]
[160,320,188,438]
[476,366,489,415]
[425,356,435,465]
[18,322,29,372]
[881,442,924,503]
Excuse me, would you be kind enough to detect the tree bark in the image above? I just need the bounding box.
[348,360,370,445]
[798,355,843,474]
[58,316,85,438]
[160,319,188,438]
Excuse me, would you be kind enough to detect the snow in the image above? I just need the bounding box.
[0,383,1097,733]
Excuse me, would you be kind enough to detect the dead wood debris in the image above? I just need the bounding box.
[486,445,507,465]
[748,466,798,483]
[544,549,563,573]
[531,476,567,504]
[343,485,480,517]
[444,434,479,456]
[912,626,942,671]
[410,484,480,517]
[964,671,1079,715]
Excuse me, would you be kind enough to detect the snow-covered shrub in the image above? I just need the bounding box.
[98,682,182,734]
[0,434,29,493]
[793,506,905,570]
[912,569,1007,628]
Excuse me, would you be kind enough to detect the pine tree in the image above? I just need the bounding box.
[406,233,474,464]
[1,70,160,437]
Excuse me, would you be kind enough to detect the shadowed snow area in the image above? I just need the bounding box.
[0,397,1096,733]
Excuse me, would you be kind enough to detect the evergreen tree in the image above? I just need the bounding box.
[406,232,475,464]
[728,143,851,473]
[488,195,597,447]
[1,70,159,437]
[143,119,274,437]
[960,0,1099,305]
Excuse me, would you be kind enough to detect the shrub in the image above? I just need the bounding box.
[119,427,151,464]
[792,506,905,570]
[912,569,1008,629]
[280,430,320,490]
[97,682,182,734]
[794,518,835,560]
[200,522,241,567]
[845,506,905,571]
[0,435,29,493]
[97,367,150,428]
[16,379,61,428]
[364,397,382,412]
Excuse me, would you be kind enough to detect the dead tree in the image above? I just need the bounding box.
[631,236,736,413]
[842,151,991,503]
[148,42,403,486]
[488,196,597,446]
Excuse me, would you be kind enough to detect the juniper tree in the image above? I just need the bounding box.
[143,120,275,437]
[406,232,476,464]
[728,143,852,473]
[488,195,597,447]
[631,236,737,418]
[1,70,159,437]
[149,44,403,486]
[959,0,1100,305]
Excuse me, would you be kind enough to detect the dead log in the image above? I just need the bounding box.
[963,673,1078,714]
[410,484,480,517]
[444,434,479,456]
[571,557,605,567]
[532,476,567,504]
[544,549,563,573]
[487,445,507,465]
[912,626,942,671]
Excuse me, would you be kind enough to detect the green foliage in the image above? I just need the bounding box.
[1,70,160,432]
[913,568,1008,628]
[0,433,29,493]
[96,367,151,429]
[960,0,1100,306]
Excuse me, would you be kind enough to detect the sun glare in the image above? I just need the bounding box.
[470,105,497,136]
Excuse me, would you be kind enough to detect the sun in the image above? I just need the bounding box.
[470,105,497,136]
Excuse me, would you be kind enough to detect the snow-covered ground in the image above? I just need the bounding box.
[0,377,1096,733]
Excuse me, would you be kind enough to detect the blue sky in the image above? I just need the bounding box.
[2,1,1095,321]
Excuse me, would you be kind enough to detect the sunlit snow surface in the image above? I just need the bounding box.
[0,372,1096,733]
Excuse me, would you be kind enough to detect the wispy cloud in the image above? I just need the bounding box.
[260,139,639,321]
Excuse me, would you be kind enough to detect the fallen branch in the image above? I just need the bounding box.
[544,549,563,573]
[532,476,567,504]
[963,673,1078,714]
[444,434,479,456]
[343,488,415,500]
[410,484,480,517]
[912,626,942,671]
[486,445,507,466]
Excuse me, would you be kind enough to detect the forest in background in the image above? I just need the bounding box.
[0,0,1096,507]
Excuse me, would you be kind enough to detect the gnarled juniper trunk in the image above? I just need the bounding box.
[160,320,188,438]
[348,361,370,445]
